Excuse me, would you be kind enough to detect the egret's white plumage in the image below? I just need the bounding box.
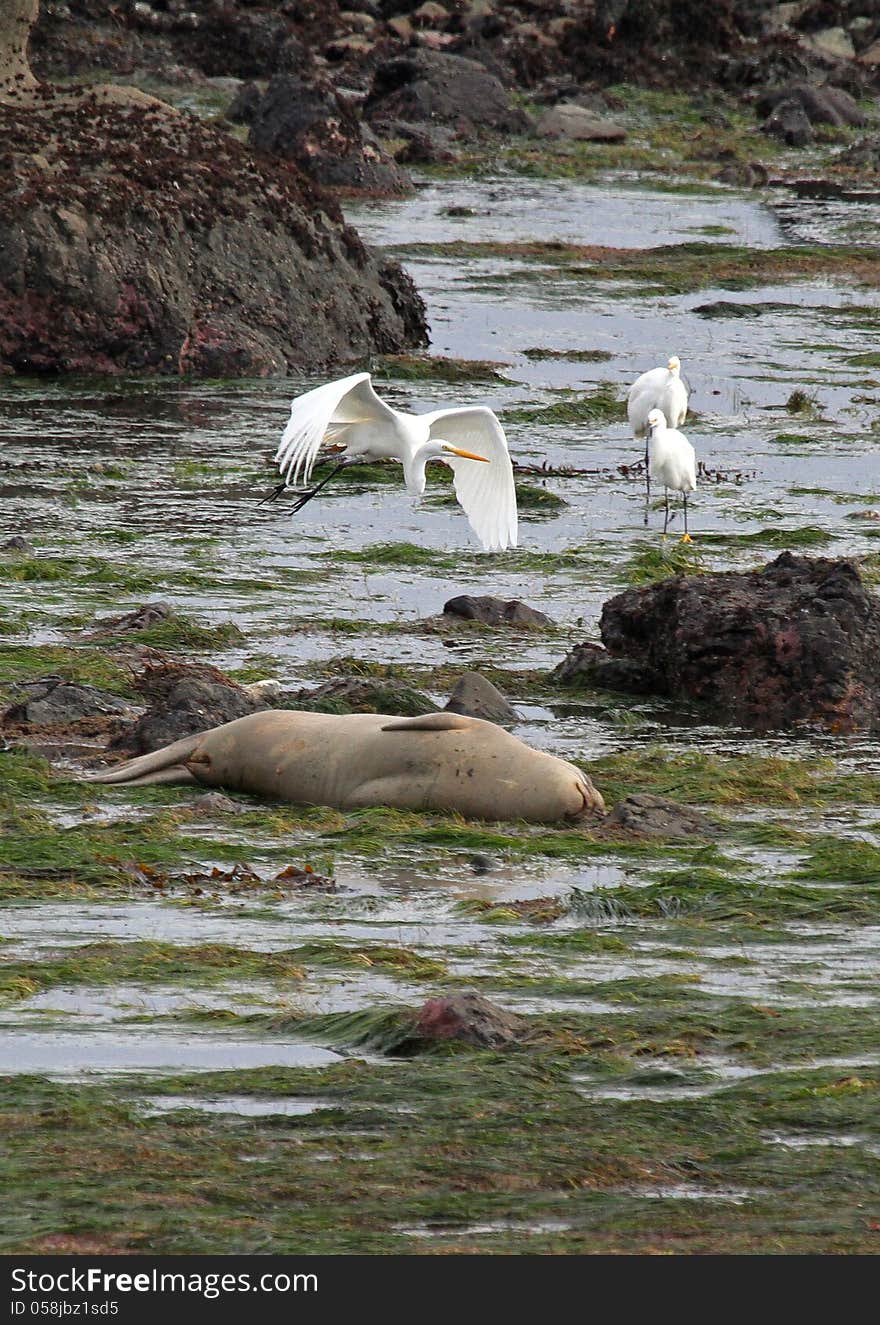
[627,355,689,437]
[645,408,697,542]
[273,372,518,552]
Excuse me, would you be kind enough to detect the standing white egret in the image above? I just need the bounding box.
[645,408,696,542]
[267,372,518,553]
[627,355,689,521]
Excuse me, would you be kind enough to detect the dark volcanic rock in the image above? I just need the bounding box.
[226,80,264,125]
[114,662,268,754]
[601,794,717,839]
[249,74,412,195]
[0,85,426,376]
[444,672,519,724]
[365,51,531,133]
[415,992,528,1048]
[756,82,867,127]
[588,552,880,732]
[550,641,661,695]
[443,595,552,628]
[762,96,814,145]
[1,535,36,554]
[2,678,131,727]
[295,676,437,716]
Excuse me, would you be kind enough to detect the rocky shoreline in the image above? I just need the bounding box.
[0,0,877,375]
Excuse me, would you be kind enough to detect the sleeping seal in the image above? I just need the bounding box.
[86,710,604,823]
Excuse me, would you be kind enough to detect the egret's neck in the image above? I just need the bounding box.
[403,444,431,497]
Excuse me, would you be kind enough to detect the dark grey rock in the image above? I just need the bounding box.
[445,672,518,724]
[249,74,412,195]
[756,82,867,128]
[115,669,267,755]
[602,794,717,839]
[3,679,132,727]
[366,50,530,134]
[226,80,263,125]
[443,595,552,628]
[762,97,813,147]
[1,535,36,554]
[551,643,663,696]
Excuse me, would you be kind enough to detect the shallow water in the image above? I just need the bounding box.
[3,173,880,1097]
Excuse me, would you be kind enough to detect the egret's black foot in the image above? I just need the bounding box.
[259,482,288,506]
[288,487,320,515]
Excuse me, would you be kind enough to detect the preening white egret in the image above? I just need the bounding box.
[268,372,518,553]
[627,355,689,520]
[645,408,697,542]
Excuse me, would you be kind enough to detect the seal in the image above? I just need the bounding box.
[86,710,604,823]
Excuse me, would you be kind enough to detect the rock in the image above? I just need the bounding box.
[469,852,496,874]
[590,552,880,733]
[412,2,448,27]
[114,662,268,755]
[415,992,527,1048]
[0,85,426,376]
[190,792,246,816]
[839,135,880,168]
[87,602,172,636]
[1,535,35,554]
[756,83,866,128]
[387,16,414,41]
[2,678,132,728]
[859,39,880,66]
[392,121,458,164]
[601,794,717,839]
[365,51,530,135]
[551,643,661,696]
[243,679,282,703]
[444,672,519,724]
[225,80,263,125]
[762,97,813,146]
[535,104,626,142]
[800,27,856,63]
[443,595,552,628]
[715,160,768,187]
[296,676,437,716]
[248,73,412,196]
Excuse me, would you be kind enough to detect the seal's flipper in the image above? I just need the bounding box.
[381,713,473,732]
[100,765,198,788]
[85,732,204,785]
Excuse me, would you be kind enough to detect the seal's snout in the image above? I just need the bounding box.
[568,774,605,820]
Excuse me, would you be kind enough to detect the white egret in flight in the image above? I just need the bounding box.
[266,372,518,553]
[645,408,696,542]
[627,355,689,520]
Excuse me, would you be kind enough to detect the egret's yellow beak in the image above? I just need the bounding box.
[443,445,489,462]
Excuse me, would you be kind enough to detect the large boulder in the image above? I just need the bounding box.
[248,74,412,196]
[555,553,880,733]
[112,661,268,755]
[365,50,531,134]
[0,85,426,375]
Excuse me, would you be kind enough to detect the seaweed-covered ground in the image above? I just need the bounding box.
[3,168,880,1254]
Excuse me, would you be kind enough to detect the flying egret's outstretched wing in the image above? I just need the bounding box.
[274,372,397,487]
[424,406,518,552]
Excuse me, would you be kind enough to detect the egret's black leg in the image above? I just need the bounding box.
[644,441,651,526]
[263,460,350,514]
[258,481,288,506]
[662,487,670,537]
